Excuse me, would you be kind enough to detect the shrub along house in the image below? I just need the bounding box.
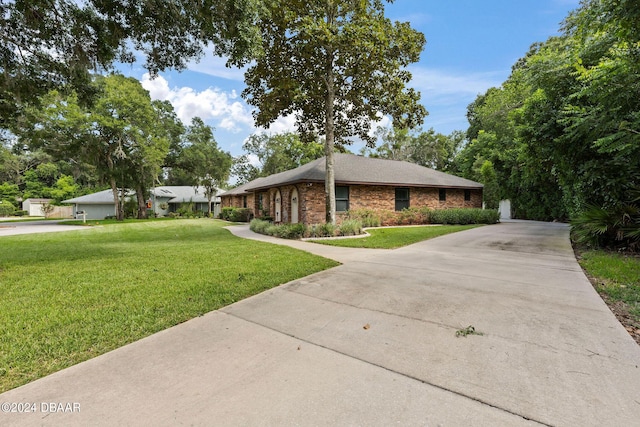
[220,154,483,225]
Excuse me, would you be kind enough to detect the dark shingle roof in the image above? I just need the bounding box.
[220,177,268,197]
[240,154,482,191]
[64,186,221,205]
[154,186,222,203]
[63,189,125,204]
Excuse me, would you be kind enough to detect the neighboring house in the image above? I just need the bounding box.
[150,186,223,218]
[220,153,484,225]
[219,177,267,211]
[63,186,222,220]
[63,189,126,219]
[22,198,52,216]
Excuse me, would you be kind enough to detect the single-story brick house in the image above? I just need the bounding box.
[63,186,222,219]
[220,154,483,225]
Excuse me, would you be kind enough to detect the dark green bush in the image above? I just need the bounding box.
[346,209,381,227]
[274,223,307,239]
[319,223,337,237]
[221,207,253,222]
[176,203,195,218]
[375,207,431,226]
[0,200,16,217]
[250,219,365,239]
[398,207,428,224]
[220,207,234,220]
[249,218,271,234]
[302,223,333,238]
[250,219,305,239]
[305,224,326,238]
[430,208,499,225]
[571,204,640,250]
[339,219,362,236]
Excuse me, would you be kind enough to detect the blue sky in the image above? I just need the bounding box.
[119,0,581,158]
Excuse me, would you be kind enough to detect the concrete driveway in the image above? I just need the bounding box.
[0,220,85,236]
[1,221,639,426]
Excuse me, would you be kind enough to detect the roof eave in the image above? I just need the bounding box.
[242,179,483,192]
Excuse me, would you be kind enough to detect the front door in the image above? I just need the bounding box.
[291,188,299,224]
[275,190,282,222]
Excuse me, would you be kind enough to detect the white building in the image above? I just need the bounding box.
[22,198,52,217]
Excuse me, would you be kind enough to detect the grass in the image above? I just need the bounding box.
[578,250,640,321]
[0,219,338,393]
[309,225,482,249]
[62,217,180,226]
[455,325,484,338]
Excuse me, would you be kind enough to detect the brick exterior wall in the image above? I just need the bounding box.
[220,193,255,220]
[335,186,482,224]
[221,183,483,225]
[261,184,322,224]
[221,195,244,209]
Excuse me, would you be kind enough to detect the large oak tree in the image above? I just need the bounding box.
[26,75,171,220]
[243,0,427,223]
[173,118,233,216]
[0,0,260,130]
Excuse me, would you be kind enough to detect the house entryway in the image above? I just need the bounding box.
[291,188,299,224]
[275,190,282,222]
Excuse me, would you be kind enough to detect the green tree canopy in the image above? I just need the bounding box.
[363,127,463,171]
[243,132,324,177]
[453,0,640,220]
[243,0,426,223]
[172,118,233,215]
[25,74,171,220]
[0,0,261,129]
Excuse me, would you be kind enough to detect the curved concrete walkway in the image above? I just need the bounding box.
[1,221,639,426]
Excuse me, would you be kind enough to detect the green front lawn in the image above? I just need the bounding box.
[0,219,338,393]
[0,217,49,223]
[579,250,640,322]
[61,217,178,226]
[309,224,482,249]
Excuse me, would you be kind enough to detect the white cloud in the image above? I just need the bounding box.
[253,110,392,142]
[392,12,432,26]
[368,113,393,138]
[257,114,298,134]
[186,50,248,82]
[247,154,260,167]
[408,66,505,106]
[141,73,254,132]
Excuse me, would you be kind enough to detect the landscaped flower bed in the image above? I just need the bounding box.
[250,208,499,239]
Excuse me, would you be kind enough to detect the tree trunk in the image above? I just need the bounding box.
[325,129,336,224]
[109,178,122,221]
[136,186,148,219]
[324,10,337,225]
[107,152,124,221]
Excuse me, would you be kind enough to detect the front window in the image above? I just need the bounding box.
[336,186,349,212]
[464,189,471,201]
[395,188,410,211]
[439,188,446,201]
